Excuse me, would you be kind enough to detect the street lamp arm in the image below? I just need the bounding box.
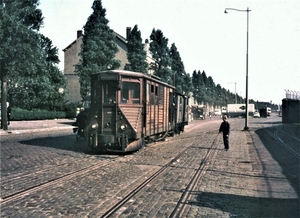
[224,8,251,13]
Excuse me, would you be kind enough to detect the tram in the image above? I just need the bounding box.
[81,70,188,153]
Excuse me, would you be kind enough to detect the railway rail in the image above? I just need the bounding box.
[170,135,219,217]
[0,159,114,206]
[100,132,220,217]
[264,126,300,159]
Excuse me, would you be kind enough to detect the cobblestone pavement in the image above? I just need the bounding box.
[0,116,299,217]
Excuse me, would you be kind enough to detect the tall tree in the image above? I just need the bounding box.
[169,43,184,90]
[206,76,216,105]
[181,74,193,95]
[75,0,120,97]
[8,35,66,111]
[192,70,206,104]
[149,29,172,83]
[37,35,66,110]
[40,35,60,64]
[201,71,208,86]
[0,0,44,129]
[124,25,148,74]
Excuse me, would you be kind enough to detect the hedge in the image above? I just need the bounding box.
[10,108,66,121]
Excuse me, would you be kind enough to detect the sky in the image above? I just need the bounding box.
[38,0,300,105]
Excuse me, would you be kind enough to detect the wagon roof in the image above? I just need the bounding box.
[93,70,175,88]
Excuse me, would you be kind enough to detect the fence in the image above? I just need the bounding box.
[285,90,300,100]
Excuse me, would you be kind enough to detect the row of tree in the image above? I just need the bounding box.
[76,1,277,112]
[75,1,242,106]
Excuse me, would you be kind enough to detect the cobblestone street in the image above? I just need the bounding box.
[1,116,299,217]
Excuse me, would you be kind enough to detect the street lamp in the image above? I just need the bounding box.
[225,7,251,130]
[228,82,237,104]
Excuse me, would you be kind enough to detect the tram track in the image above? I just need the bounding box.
[264,127,300,159]
[0,160,112,206]
[100,133,220,218]
[170,134,219,217]
[276,125,300,142]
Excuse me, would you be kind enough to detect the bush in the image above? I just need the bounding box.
[63,102,79,118]
[9,102,81,121]
[10,108,66,121]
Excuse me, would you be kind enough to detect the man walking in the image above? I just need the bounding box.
[219,115,230,150]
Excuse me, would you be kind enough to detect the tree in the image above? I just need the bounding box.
[201,71,208,86]
[75,0,120,98]
[40,34,60,64]
[181,74,193,95]
[169,43,187,92]
[124,25,148,74]
[0,0,44,129]
[192,70,206,104]
[39,34,66,109]
[10,34,66,111]
[149,29,172,83]
[206,76,215,105]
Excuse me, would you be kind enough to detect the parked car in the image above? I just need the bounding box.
[214,109,221,116]
[253,111,260,118]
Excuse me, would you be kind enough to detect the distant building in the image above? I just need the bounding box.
[63,29,129,103]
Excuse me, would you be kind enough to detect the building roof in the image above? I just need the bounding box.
[62,31,127,52]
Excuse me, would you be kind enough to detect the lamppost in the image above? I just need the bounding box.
[229,82,237,104]
[224,7,251,130]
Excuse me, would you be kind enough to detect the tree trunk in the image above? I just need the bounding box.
[1,59,8,130]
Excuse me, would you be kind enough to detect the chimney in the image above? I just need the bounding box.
[144,39,149,51]
[77,30,83,38]
[126,27,131,40]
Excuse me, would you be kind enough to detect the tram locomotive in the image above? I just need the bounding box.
[82,70,188,153]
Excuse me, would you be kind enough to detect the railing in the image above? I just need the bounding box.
[285,90,300,100]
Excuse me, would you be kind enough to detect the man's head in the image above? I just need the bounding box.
[222,115,227,121]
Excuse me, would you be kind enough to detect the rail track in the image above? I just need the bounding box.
[169,134,219,217]
[0,158,114,206]
[264,125,300,159]
[100,133,220,217]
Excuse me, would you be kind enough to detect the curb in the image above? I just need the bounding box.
[0,126,74,136]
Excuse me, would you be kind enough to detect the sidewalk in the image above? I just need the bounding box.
[0,118,76,135]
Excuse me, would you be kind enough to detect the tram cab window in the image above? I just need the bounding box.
[104,82,116,104]
[121,82,140,104]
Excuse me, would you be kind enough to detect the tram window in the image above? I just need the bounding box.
[150,84,158,96]
[151,85,154,93]
[104,82,116,104]
[121,82,140,104]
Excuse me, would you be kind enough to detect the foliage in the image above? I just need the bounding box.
[149,29,172,83]
[169,43,192,94]
[192,70,205,103]
[75,0,120,98]
[5,35,66,111]
[10,107,66,121]
[0,0,41,129]
[124,25,148,74]
[63,102,79,119]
